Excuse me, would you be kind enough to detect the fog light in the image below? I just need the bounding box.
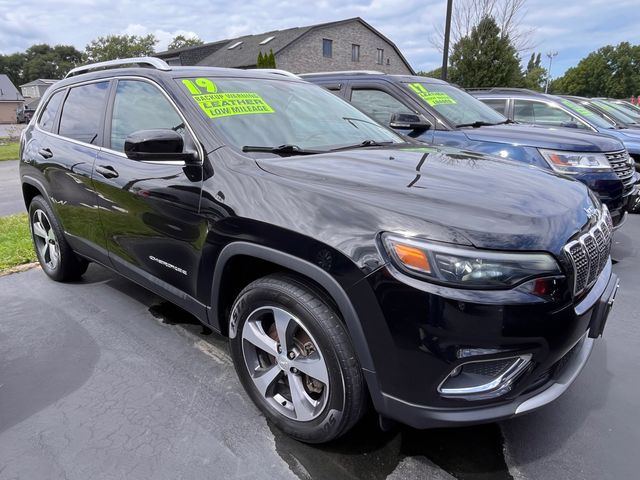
[438,354,532,400]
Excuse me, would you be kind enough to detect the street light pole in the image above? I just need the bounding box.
[441,0,453,81]
[545,51,558,93]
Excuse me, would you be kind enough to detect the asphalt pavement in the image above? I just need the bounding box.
[0,160,24,216]
[0,217,638,480]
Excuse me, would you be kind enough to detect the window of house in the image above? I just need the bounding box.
[350,89,413,125]
[260,36,275,45]
[376,48,384,65]
[58,81,109,143]
[323,39,333,58]
[110,80,187,152]
[351,44,360,62]
[228,41,243,50]
[38,90,64,133]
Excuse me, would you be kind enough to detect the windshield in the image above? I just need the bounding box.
[404,82,507,126]
[559,99,616,129]
[595,100,640,123]
[176,77,403,151]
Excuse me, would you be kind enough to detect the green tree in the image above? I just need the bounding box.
[167,34,204,51]
[417,67,443,79]
[84,34,157,63]
[0,52,26,86]
[0,44,82,84]
[522,52,547,91]
[449,16,523,88]
[256,49,276,68]
[551,42,640,97]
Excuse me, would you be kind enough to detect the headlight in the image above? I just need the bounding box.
[539,149,612,173]
[381,234,561,288]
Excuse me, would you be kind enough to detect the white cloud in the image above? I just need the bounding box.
[0,0,636,75]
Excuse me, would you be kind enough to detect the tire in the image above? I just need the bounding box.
[229,273,366,443]
[28,195,89,281]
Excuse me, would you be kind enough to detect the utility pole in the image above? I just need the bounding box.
[545,51,558,93]
[441,0,453,81]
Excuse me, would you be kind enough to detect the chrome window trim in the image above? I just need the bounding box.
[34,75,204,166]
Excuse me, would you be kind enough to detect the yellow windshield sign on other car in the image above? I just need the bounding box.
[182,78,274,119]
[408,83,456,107]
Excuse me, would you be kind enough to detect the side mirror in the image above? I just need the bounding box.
[389,113,432,131]
[124,129,198,162]
[561,121,579,129]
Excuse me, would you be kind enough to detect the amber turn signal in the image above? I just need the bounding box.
[393,243,431,272]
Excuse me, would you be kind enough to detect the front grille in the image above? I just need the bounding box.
[462,359,513,377]
[564,206,613,296]
[606,151,635,194]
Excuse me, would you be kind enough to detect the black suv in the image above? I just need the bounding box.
[20,58,620,443]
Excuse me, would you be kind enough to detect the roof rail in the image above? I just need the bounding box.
[467,87,539,94]
[299,70,384,77]
[249,68,301,79]
[65,57,171,78]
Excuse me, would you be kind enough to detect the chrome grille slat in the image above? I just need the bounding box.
[606,150,634,186]
[563,206,613,296]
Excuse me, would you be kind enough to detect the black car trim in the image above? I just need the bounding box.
[210,241,377,373]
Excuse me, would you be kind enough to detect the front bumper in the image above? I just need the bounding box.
[361,260,618,429]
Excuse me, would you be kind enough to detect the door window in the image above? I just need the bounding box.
[110,80,186,152]
[58,81,110,143]
[514,99,587,129]
[481,99,507,115]
[350,89,413,125]
[38,90,65,133]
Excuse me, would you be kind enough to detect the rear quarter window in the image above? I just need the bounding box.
[38,90,65,133]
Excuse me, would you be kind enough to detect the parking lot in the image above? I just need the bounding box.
[0,212,638,480]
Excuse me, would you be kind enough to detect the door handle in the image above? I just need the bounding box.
[38,148,53,159]
[95,165,119,179]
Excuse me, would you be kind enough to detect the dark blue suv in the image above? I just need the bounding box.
[303,73,636,227]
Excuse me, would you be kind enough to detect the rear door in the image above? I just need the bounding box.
[30,81,110,263]
[93,78,206,300]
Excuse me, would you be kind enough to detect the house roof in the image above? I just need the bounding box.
[20,78,58,87]
[197,24,313,68]
[0,74,23,102]
[156,17,414,73]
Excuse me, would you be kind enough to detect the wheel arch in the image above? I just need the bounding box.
[209,241,376,372]
[21,175,48,209]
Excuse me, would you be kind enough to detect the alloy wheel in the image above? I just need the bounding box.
[241,306,330,422]
[31,209,60,270]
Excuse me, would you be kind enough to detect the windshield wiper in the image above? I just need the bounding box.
[329,139,395,151]
[455,121,498,128]
[242,144,325,156]
[496,119,517,125]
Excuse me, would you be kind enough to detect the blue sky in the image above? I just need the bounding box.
[0,0,637,78]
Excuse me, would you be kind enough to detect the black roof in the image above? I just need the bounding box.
[300,71,446,84]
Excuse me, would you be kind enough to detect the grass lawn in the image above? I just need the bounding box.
[0,142,20,161]
[0,213,37,271]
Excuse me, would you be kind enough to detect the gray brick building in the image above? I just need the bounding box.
[155,18,414,75]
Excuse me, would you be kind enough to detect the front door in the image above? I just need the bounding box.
[93,78,206,300]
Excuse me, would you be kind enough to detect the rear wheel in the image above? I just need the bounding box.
[29,195,88,281]
[229,273,366,443]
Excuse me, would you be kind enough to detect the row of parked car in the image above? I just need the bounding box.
[302,71,640,223]
[19,58,631,443]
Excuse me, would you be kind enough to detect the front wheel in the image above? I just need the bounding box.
[229,274,366,443]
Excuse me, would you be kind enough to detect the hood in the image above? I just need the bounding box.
[462,124,625,152]
[257,146,595,253]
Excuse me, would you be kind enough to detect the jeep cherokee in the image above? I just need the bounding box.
[20,58,620,443]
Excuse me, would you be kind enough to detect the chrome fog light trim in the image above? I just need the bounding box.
[438,354,532,400]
